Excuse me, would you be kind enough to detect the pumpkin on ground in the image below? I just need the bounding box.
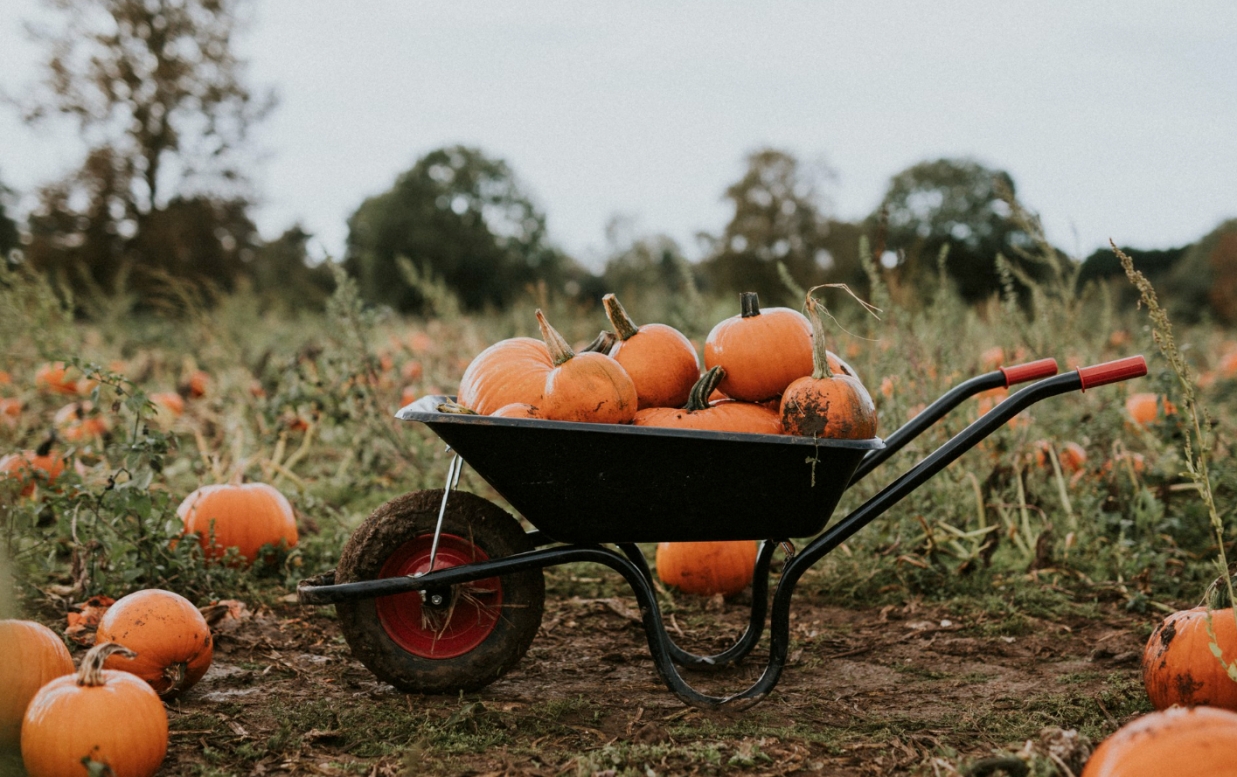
[1031,440,1087,475]
[1126,392,1175,427]
[1081,706,1237,777]
[780,293,877,440]
[177,482,298,563]
[530,310,636,424]
[633,366,783,435]
[0,444,66,498]
[0,620,74,748]
[95,589,214,699]
[656,541,759,597]
[21,643,168,777]
[458,337,551,414]
[1142,606,1237,711]
[0,398,21,423]
[149,391,185,418]
[34,362,80,395]
[602,293,699,409]
[52,401,111,442]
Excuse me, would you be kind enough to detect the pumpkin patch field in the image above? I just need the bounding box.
[6,259,1237,776]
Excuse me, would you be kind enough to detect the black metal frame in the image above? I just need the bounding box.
[299,364,1122,708]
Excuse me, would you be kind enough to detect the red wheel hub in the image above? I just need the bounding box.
[376,533,503,659]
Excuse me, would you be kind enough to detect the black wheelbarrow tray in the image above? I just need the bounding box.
[298,355,1147,709]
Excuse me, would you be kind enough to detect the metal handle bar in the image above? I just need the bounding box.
[849,357,1058,485]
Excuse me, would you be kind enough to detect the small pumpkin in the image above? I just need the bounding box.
[492,402,542,419]
[52,401,111,442]
[1031,440,1087,475]
[0,441,66,498]
[1081,706,1237,777]
[34,362,79,395]
[177,482,299,564]
[21,642,168,777]
[0,620,74,748]
[655,541,759,597]
[1142,606,1237,711]
[95,589,213,699]
[634,366,783,435]
[0,397,22,423]
[532,310,637,424]
[184,369,210,399]
[1126,392,1175,427]
[780,294,877,439]
[704,292,814,402]
[458,337,551,414]
[602,293,699,409]
[149,391,185,418]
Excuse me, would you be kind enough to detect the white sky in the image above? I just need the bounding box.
[1,2,1235,270]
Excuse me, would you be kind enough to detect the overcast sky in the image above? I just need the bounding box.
[1,2,1235,269]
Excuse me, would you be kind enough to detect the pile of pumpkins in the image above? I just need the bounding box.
[456,291,877,599]
[1,589,213,777]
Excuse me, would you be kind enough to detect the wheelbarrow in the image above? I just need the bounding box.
[298,355,1147,709]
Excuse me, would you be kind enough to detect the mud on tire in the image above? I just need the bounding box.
[335,489,544,694]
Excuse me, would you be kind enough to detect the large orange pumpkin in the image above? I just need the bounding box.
[704,292,814,402]
[780,294,876,439]
[655,541,759,597]
[1081,706,1237,777]
[1142,606,1237,711]
[21,643,168,777]
[532,310,637,424]
[602,293,699,409]
[177,482,298,563]
[0,620,74,748]
[95,589,213,699]
[633,366,783,435]
[0,446,66,498]
[458,337,551,414]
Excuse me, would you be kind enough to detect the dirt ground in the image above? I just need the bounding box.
[139,570,1154,777]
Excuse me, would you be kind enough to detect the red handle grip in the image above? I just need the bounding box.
[1000,358,1059,387]
[1077,355,1148,391]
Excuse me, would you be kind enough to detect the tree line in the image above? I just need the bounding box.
[4,0,1234,321]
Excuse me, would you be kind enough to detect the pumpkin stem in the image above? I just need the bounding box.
[535,309,576,367]
[436,401,478,415]
[162,662,188,698]
[77,642,137,687]
[581,330,617,354]
[602,294,641,341]
[36,433,56,458]
[685,366,725,412]
[739,292,761,318]
[805,296,834,379]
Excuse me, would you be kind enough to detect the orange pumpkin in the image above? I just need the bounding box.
[21,642,168,777]
[1101,451,1146,479]
[704,292,814,402]
[1032,440,1087,475]
[1142,606,1237,711]
[656,541,759,597]
[458,337,551,414]
[0,370,10,385]
[780,295,877,440]
[0,446,66,498]
[95,589,213,698]
[602,293,699,409]
[0,620,74,748]
[492,402,542,419]
[149,391,185,418]
[177,482,299,563]
[1081,706,1237,777]
[52,401,111,442]
[532,310,637,424]
[0,397,21,423]
[634,366,783,435]
[184,369,210,399]
[401,359,423,381]
[34,362,79,395]
[1126,392,1175,427]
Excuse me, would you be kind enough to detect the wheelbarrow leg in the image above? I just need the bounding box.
[617,541,776,671]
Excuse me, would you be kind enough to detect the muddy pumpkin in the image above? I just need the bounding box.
[780,294,876,439]
[1142,606,1237,711]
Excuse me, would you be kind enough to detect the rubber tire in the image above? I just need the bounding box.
[335,489,544,694]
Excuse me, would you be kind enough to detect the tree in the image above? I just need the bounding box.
[344,146,573,312]
[247,226,336,311]
[700,149,846,303]
[875,158,1048,302]
[0,177,19,260]
[1162,219,1237,323]
[17,0,274,301]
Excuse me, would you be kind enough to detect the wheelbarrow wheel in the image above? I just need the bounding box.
[335,489,544,694]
